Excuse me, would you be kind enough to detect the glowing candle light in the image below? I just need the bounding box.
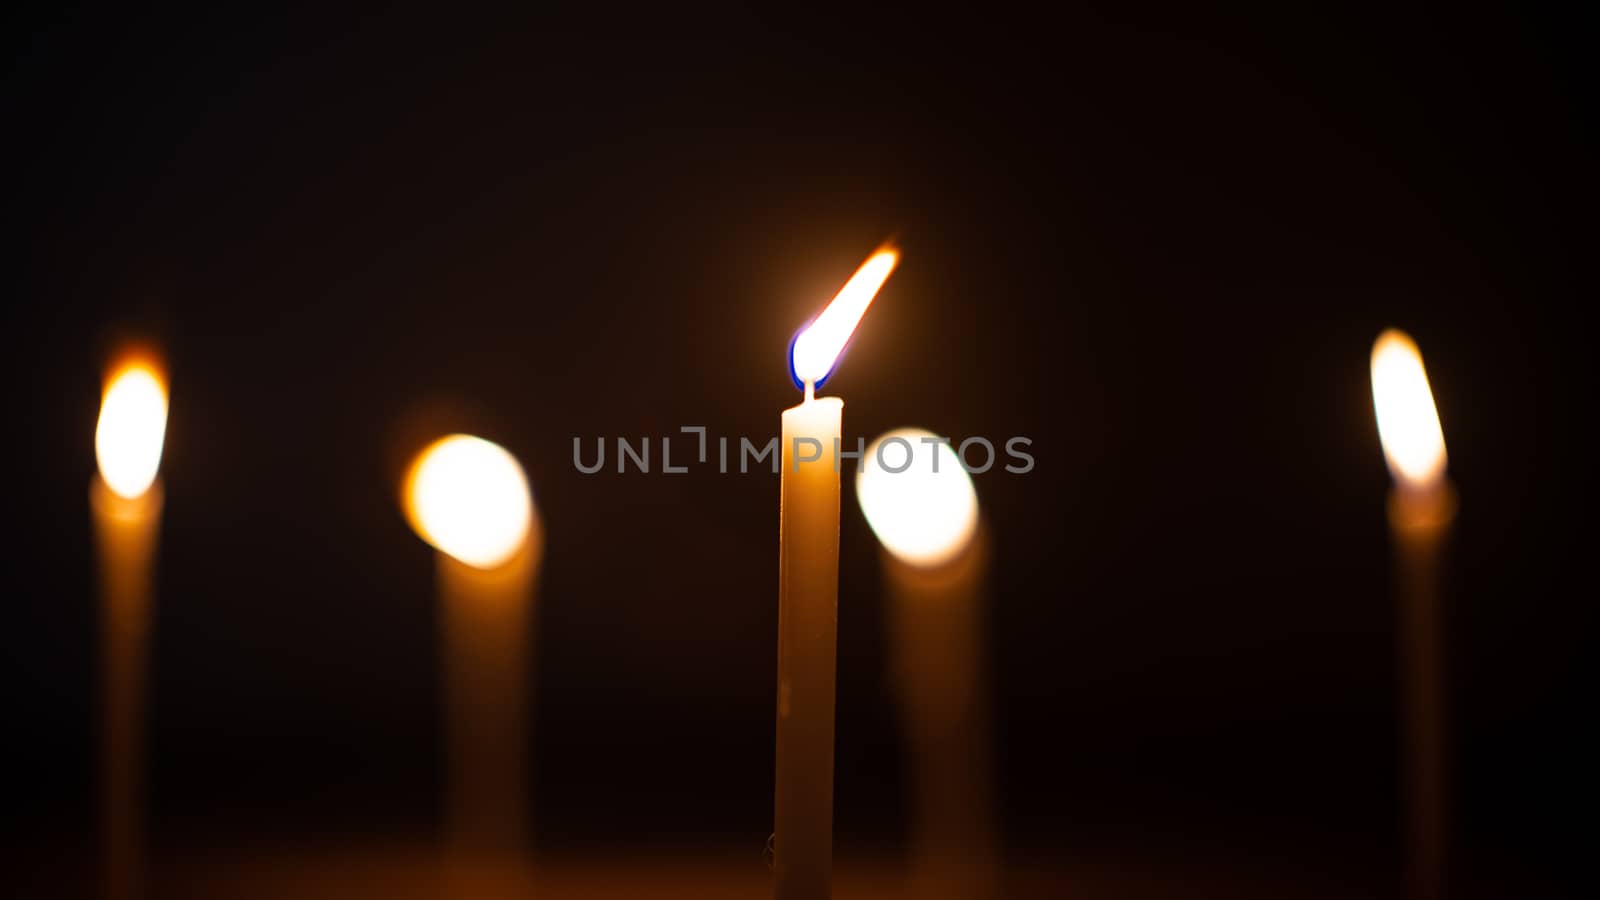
[857,430,995,900]
[855,429,979,568]
[1372,330,1449,496]
[1371,329,1455,900]
[405,435,534,570]
[774,246,897,900]
[91,352,168,900]
[403,435,542,874]
[790,250,899,392]
[95,365,168,501]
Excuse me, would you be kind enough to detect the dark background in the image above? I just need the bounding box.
[2,5,1589,896]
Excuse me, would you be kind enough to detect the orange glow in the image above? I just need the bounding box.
[856,428,980,567]
[403,435,533,569]
[1371,329,1448,491]
[791,247,899,388]
[95,356,168,499]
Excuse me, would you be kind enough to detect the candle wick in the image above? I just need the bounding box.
[804,381,815,403]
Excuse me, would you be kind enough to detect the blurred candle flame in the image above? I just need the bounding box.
[95,358,168,500]
[404,435,533,569]
[1371,329,1448,492]
[856,428,980,568]
[791,247,899,388]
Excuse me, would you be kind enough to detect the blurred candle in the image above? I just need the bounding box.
[1371,329,1456,900]
[856,429,996,900]
[775,247,897,900]
[91,353,168,900]
[403,435,542,873]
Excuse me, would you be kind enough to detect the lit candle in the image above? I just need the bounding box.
[774,247,898,900]
[402,435,542,873]
[1370,329,1455,900]
[856,429,995,900]
[91,352,169,900]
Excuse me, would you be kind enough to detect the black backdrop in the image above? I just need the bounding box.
[3,5,1588,895]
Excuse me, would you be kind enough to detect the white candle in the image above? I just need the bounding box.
[92,354,169,900]
[856,429,995,900]
[1371,329,1456,900]
[403,435,542,878]
[774,247,897,900]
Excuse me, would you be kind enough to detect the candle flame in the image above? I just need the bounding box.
[403,435,533,569]
[791,247,899,388]
[856,428,979,567]
[1371,329,1448,491]
[95,357,168,499]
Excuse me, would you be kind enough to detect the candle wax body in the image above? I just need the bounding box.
[439,542,537,864]
[1388,483,1456,900]
[884,531,997,900]
[91,476,163,900]
[775,397,843,900]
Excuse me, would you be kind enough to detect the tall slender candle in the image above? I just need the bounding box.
[856,429,996,900]
[403,435,541,882]
[91,355,169,900]
[1371,329,1456,900]
[774,248,898,900]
